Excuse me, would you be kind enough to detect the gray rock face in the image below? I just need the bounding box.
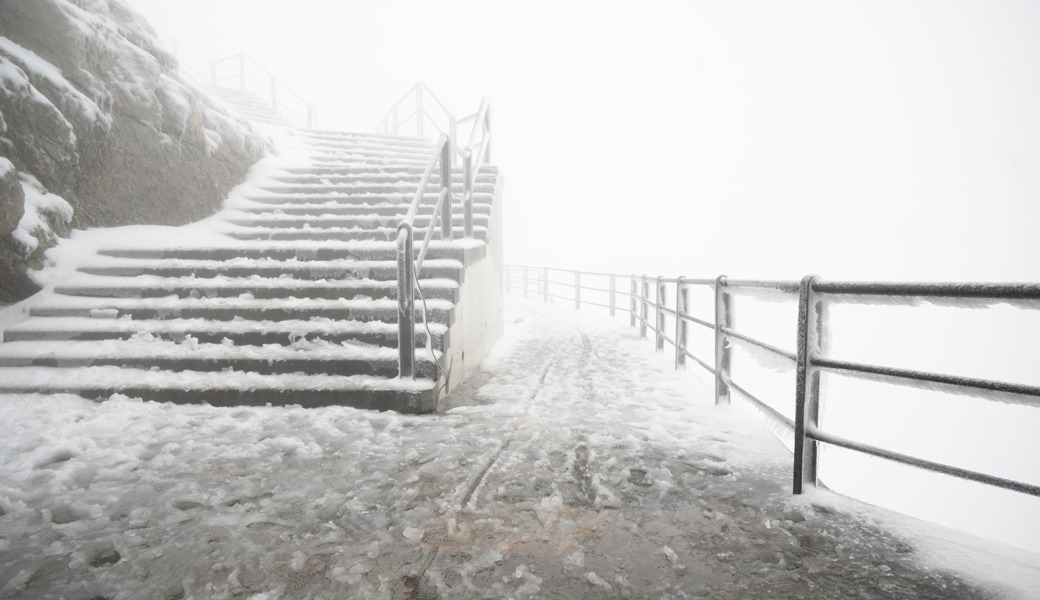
[0,158,22,236]
[0,0,266,304]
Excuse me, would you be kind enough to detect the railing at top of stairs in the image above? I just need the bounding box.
[160,34,317,129]
[387,85,493,380]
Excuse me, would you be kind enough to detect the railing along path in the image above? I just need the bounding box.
[505,266,1040,500]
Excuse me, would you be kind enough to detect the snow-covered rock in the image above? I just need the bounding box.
[0,0,265,303]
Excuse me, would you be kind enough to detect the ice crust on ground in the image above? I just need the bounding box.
[1,298,1037,599]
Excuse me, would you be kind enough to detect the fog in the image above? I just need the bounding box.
[127,0,1040,282]
[121,0,1040,553]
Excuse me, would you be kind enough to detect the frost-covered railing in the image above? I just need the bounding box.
[210,53,316,128]
[387,87,493,378]
[397,136,454,378]
[505,266,1040,499]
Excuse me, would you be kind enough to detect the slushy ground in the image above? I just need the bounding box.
[1,298,1038,599]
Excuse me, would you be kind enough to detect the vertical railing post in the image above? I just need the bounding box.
[575,272,582,311]
[439,141,453,241]
[630,276,637,327]
[238,53,245,91]
[609,274,616,318]
[542,267,549,303]
[397,228,415,378]
[655,277,666,351]
[483,110,491,163]
[714,276,732,405]
[675,277,688,369]
[416,85,425,137]
[794,275,824,494]
[450,118,458,150]
[640,276,649,339]
[463,150,474,238]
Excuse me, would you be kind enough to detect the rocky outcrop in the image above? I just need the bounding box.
[0,0,265,304]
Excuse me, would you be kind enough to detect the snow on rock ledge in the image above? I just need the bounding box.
[0,0,266,304]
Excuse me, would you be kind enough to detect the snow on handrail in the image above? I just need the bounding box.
[504,265,1040,502]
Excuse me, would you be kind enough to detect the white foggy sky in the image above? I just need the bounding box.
[126,0,1040,282]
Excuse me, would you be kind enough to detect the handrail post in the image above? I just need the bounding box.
[640,275,649,339]
[238,53,245,91]
[397,227,415,378]
[794,275,824,494]
[714,276,732,405]
[483,110,491,163]
[656,277,666,351]
[575,272,581,311]
[439,142,453,240]
[629,276,637,327]
[609,274,616,318]
[463,150,474,238]
[542,267,549,303]
[676,277,688,369]
[270,74,277,111]
[450,118,458,151]
[416,85,425,137]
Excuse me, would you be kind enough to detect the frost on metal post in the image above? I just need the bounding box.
[793,275,824,493]
[714,276,732,405]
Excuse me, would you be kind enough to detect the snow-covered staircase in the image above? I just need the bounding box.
[0,129,502,413]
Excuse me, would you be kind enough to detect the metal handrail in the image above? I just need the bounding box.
[209,53,316,128]
[397,135,453,378]
[504,265,1040,502]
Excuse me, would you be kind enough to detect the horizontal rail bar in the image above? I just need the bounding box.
[723,280,801,294]
[814,281,1040,300]
[808,427,1040,497]
[722,327,797,362]
[729,378,796,429]
[814,357,1040,407]
[683,348,716,375]
[680,313,716,330]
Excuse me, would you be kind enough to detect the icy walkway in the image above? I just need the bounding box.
[1,298,1038,599]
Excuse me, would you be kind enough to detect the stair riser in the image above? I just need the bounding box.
[29,306,454,325]
[77,265,465,282]
[0,356,437,378]
[96,246,472,263]
[243,192,494,206]
[0,386,436,413]
[228,229,488,243]
[232,204,492,217]
[51,285,458,302]
[257,184,496,195]
[4,328,447,350]
[225,215,491,229]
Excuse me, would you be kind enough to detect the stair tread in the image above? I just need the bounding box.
[4,315,447,336]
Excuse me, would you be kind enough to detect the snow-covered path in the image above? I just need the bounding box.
[1,298,1037,599]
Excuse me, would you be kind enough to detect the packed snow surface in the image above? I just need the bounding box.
[1,299,1038,599]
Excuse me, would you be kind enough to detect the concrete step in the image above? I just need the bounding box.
[3,316,448,350]
[241,191,494,206]
[255,183,497,196]
[76,258,468,282]
[0,366,439,412]
[267,172,497,185]
[278,164,499,177]
[309,156,432,168]
[52,276,461,302]
[27,296,456,325]
[296,130,436,147]
[230,203,492,218]
[0,340,439,378]
[224,214,490,230]
[225,226,489,243]
[93,245,480,267]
